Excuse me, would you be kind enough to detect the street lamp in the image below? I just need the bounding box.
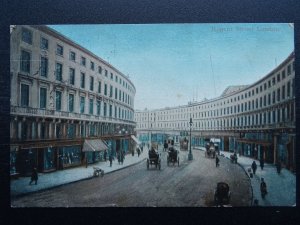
[188,117,193,160]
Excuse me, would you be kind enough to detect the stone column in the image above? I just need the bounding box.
[37,121,41,139]
[48,121,53,139]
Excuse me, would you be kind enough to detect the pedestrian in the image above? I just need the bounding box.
[251,161,257,175]
[118,152,121,164]
[29,167,38,185]
[121,151,124,165]
[141,146,143,153]
[137,148,140,157]
[109,154,112,167]
[216,156,220,167]
[260,158,264,170]
[104,150,107,162]
[260,178,267,199]
[276,160,282,174]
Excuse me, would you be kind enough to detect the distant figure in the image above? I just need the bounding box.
[104,150,107,162]
[251,161,257,175]
[276,160,282,174]
[260,158,264,170]
[29,167,38,185]
[137,147,141,157]
[260,178,267,199]
[216,156,220,167]
[141,146,143,153]
[109,154,113,167]
[164,141,168,152]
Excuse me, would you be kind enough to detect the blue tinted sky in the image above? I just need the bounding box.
[49,23,294,110]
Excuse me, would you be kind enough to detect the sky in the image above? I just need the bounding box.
[49,23,294,110]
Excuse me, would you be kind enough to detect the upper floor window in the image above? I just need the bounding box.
[110,73,113,80]
[40,56,48,77]
[69,94,74,112]
[268,80,271,88]
[272,77,275,85]
[104,84,107,96]
[98,81,101,93]
[81,57,86,66]
[80,72,85,89]
[282,70,286,79]
[40,37,48,50]
[56,91,62,111]
[109,85,113,97]
[98,66,102,74]
[277,73,280,82]
[69,68,75,85]
[115,75,118,82]
[292,61,295,71]
[287,65,291,75]
[55,63,63,81]
[40,87,47,109]
[90,61,94,70]
[277,88,280,102]
[56,44,63,56]
[22,28,32,44]
[264,83,267,90]
[21,84,29,107]
[70,51,76,61]
[90,76,94,91]
[19,50,32,75]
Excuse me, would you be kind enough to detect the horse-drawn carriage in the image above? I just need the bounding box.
[205,142,216,158]
[167,147,179,166]
[214,182,231,206]
[147,147,161,170]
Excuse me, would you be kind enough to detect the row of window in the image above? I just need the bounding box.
[136,81,294,122]
[20,50,133,106]
[137,104,294,129]
[21,27,134,94]
[20,84,134,121]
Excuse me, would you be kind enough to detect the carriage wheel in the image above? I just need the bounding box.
[147,159,149,169]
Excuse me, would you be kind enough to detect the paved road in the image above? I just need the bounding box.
[11,149,251,207]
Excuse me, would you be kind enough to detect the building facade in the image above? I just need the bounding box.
[135,52,295,172]
[10,25,136,177]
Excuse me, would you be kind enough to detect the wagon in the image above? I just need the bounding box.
[214,182,231,206]
[205,145,216,158]
[167,147,179,166]
[147,149,161,170]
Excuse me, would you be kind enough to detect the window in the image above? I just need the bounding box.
[268,93,271,105]
[69,94,74,112]
[264,83,267,90]
[277,73,280,82]
[40,37,48,50]
[110,73,113,80]
[104,84,107,96]
[89,99,93,114]
[105,69,108,77]
[109,85,113,97]
[292,61,295,71]
[70,51,76,61]
[69,68,75,85]
[55,63,63,81]
[255,99,258,109]
[272,91,275,104]
[260,86,262,92]
[40,56,48,77]
[103,102,107,117]
[277,88,280,102]
[80,96,85,113]
[272,77,275,85]
[122,91,124,102]
[287,81,290,97]
[81,57,86,66]
[40,87,47,109]
[56,91,62,111]
[115,87,118,99]
[90,61,94,70]
[98,81,101,93]
[56,44,63,56]
[263,95,266,106]
[90,76,94,91]
[282,70,286,79]
[21,84,29,107]
[115,106,117,118]
[282,85,285,100]
[256,88,258,94]
[119,90,121,101]
[20,50,30,73]
[80,73,85,88]
[287,65,291,75]
[98,66,102,74]
[96,100,101,115]
[109,104,112,117]
[115,75,118,82]
[268,80,271,88]
[22,28,32,44]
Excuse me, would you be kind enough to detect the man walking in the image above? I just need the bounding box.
[260,158,264,170]
[109,154,113,167]
[251,161,257,175]
[29,167,38,185]
[216,155,220,167]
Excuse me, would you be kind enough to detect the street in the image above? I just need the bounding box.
[11,148,251,207]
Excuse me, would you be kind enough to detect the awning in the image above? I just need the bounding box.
[82,139,109,152]
[131,135,141,145]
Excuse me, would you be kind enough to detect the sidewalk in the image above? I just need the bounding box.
[195,147,296,206]
[11,149,148,198]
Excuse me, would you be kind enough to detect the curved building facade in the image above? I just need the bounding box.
[10,25,136,176]
[135,52,295,172]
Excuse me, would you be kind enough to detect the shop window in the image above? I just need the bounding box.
[10,150,17,175]
[44,147,55,170]
[60,146,81,167]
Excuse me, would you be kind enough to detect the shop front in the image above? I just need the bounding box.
[82,139,109,165]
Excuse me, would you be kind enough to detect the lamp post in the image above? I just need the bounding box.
[188,117,193,160]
